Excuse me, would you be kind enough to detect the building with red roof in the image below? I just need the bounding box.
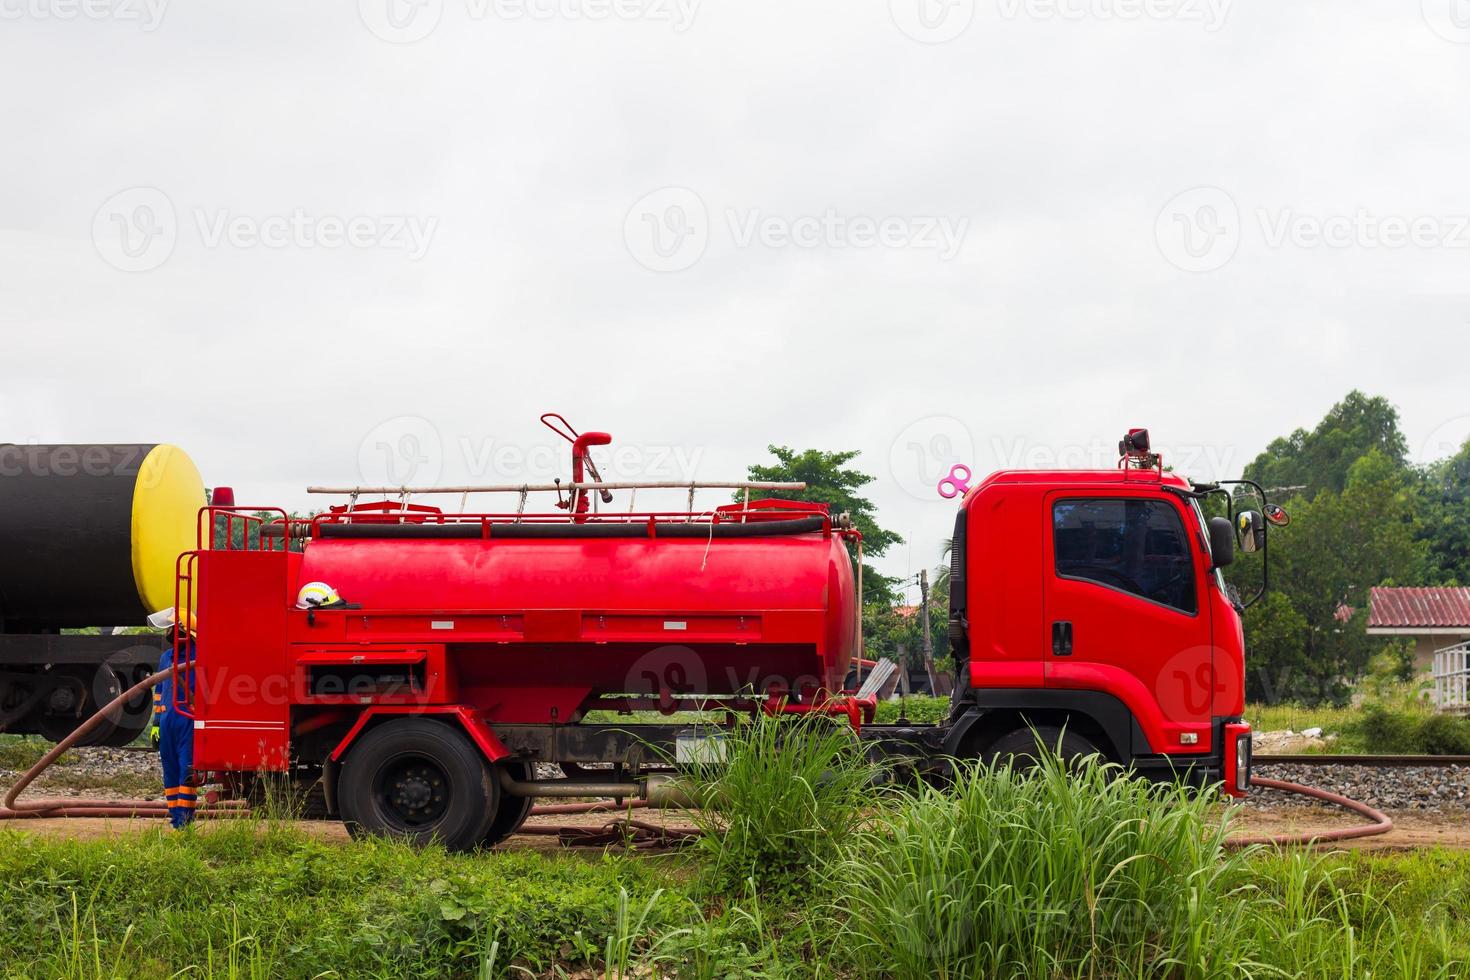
[1367,587,1470,671]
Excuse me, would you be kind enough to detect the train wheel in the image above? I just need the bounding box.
[99,666,152,746]
[479,760,536,849]
[338,719,498,852]
[982,725,1101,772]
[33,666,120,746]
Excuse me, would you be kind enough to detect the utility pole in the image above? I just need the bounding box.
[919,568,940,695]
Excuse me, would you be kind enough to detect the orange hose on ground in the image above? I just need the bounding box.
[0,668,239,821]
[0,666,657,828]
[1227,776,1394,847]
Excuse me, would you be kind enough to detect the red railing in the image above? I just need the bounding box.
[170,550,199,718]
[196,506,292,552]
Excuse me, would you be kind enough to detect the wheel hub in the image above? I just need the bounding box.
[380,761,448,827]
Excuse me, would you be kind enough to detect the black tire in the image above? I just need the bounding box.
[34,666,120,746]
[99,666,154,746]
[982,725,1101,771]
[99,715,150,747]
[479,760,536,849]
[339,719,499,852]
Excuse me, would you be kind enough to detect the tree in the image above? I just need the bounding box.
[1413,436,1470,585]
[743,446,904,603]
[1244,390,1409,498]
[1236,447,1427,704]
[861,568,952,674]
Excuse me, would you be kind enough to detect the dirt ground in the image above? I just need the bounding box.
[4,804,1468,852]
[0,805,702,849]
[1226,805,1470,852]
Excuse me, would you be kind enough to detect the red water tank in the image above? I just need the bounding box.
[291,505,857,723]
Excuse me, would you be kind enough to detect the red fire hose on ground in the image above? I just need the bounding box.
[0,671,1393,847]
[0,669,235,821]
[1229,776,1394,847]
[0,669,666,840]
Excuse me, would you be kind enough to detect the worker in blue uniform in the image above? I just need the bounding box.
[148,607,197,829]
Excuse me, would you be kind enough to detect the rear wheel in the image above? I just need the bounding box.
[339,719,498,852]
[479,760,536,849]
[982,725,1101,771]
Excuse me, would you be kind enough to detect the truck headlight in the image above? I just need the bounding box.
[1234,733,1251,793]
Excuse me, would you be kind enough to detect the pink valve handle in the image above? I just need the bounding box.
[937,464,972,499]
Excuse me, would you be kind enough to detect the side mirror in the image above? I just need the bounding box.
[1265,504,1290,527]
[1236,510,1267,554]
[1207,516,1236,570]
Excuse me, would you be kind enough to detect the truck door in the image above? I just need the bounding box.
[1042,491,1214,754]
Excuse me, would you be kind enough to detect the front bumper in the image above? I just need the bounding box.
[1129,716,1251,796]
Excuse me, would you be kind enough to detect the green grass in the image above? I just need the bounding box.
[1350,704,1470,754]
[678,713,877,896]
[0,735,75,771]
[1247,695,1470,755]
[872,694,950,725]
[0,822,690,978]
[3,727,1470,978]
[580,696,955,728]
[1245,701,1367,740]
[828,748,1469,979]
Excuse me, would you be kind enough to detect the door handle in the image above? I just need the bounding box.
[1051,621,1073,656]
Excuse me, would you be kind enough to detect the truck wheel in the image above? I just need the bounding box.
[479,760,536,849]
[339,719,498,852]
[983,725,1101,771]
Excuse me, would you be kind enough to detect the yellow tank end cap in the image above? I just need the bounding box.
[131,444,207,615]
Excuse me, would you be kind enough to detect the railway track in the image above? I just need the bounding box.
[1255,754,1470,767]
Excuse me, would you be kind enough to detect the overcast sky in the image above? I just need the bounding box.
[3,1,1469,598]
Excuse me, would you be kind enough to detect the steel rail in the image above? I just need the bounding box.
[1254,753,1470,767]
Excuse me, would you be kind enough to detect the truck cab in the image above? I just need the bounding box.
[944,458,1252,795]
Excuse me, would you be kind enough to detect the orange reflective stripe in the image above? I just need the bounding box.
[175,799,197,808]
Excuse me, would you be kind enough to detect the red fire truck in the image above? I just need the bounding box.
[173,421,1276,850]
